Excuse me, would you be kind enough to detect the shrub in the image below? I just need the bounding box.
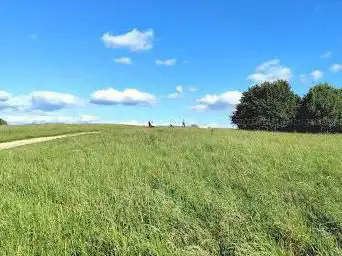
[231,80,300,131]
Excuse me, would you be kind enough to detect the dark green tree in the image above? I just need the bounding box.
[0,118,8,125]
[295,83,342,133]
[231,80,300,131]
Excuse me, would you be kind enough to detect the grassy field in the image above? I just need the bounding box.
[1,125,342,255]
[0,124,102,143]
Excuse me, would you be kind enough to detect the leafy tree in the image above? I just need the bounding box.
[0,118,8,125]
[295,83,342,133]
[231,80,300,131]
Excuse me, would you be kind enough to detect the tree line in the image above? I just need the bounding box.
[0,118,7,125]
[231,80,342,133]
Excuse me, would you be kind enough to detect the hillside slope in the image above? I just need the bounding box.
[0,126,341,255]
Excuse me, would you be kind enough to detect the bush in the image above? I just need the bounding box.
[0,118,8,125]
[231,80,300,131]
[295,84,342,133]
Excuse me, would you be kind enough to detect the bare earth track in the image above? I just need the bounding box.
[0,131,99,151]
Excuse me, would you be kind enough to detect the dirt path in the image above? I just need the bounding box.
[0,131,99,151]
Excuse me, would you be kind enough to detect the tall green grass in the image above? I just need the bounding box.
[0,126,342,255]
[0,124,104,142]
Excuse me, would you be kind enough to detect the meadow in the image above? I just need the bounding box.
[0,124,102,143]
[1,125,342,255]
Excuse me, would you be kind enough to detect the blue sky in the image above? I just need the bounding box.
[1,0,342,126]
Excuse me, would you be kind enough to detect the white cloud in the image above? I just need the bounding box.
[187,86,198,92]
[31,91,79,111]
[90,88,156,106]
[311,70,324,80]
[176,86,183,94]
[168,85,183,99]
[0,94,29,111]
[80,115,97,123]
[156,59,177,66]
[114,57,132,65]
[321,51,332,58]
[0,91,11,101]
[190,104,209,111]
[300,70,324,83]
[331,64,342,73]
[0,91,79,112]
[191,91,242,111]
[3,114,98,125]
[3,115,73,125]
[101,29,154,51]
[0,90,89,125]
[247,59,292,83]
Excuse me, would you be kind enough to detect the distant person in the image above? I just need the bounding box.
[148,121,154,128]
[182,120,186,128]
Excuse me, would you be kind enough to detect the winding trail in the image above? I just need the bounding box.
[0,131,99,151]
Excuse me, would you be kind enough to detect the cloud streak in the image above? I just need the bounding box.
[102,29,154,51]
[156,59,177,66]
[90,88,156,106]
[191,91,242,111]
[114,57,132,65]
[3,114,98,125]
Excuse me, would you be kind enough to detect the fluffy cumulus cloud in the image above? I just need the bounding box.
[31,91,79,111]
[300,70,324,83]
[331,64,342,73]
[102,29,154,51]
[0,91,79,112]
[155,59,177,66]
[168,86,183,99]
[0,93,29,111]
[0,91,11,101]
[90,88,156,106]
[0,91,96,124]
[114,57,132,65]
[191,91,242,111]
[311,70,324,80]
[247,59,292,83]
